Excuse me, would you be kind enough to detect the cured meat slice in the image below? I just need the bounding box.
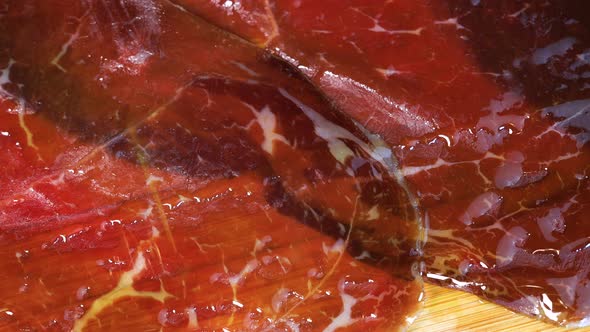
[171,0,590,326]
[0,0,421,331]
[413,2,590,326]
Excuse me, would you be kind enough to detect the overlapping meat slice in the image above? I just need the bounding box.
[407,1,590,326]
[171,0,590,326]
[0,0,421,330]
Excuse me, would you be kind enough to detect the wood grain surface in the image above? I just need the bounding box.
[410,284,590,332]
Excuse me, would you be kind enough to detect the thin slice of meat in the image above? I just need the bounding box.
[0,0,421,331]
[409,1,590,326]
[171,0,590,326]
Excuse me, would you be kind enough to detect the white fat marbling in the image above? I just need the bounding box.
[245,104,290,155]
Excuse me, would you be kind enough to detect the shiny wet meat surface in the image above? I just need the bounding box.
[0,1,420,331]
[1,0,590,330]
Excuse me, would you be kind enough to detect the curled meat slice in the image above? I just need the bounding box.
[172,0,590,326]
[0,0,421,330]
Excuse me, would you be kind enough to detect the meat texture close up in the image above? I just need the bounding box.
[0,0,421,331]
[0,0,589,331]
[173,0,590,327]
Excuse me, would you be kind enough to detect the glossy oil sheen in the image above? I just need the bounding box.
[0,1,421,331]
[1,0,590,330]
[172,0,590,327]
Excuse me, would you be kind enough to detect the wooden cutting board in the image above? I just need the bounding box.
[410,284,590,332]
